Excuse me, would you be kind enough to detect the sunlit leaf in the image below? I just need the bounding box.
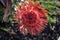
[0,27,9,32]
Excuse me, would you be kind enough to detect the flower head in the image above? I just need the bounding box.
[14,0,48,35]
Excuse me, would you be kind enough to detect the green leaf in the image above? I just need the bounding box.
[0,27,9,32]
[46,14,56,24]
[41,1,56,9]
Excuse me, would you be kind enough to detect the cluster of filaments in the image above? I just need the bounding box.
[14,0,48,35]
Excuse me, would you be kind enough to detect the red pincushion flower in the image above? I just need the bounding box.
[14,0,48,35]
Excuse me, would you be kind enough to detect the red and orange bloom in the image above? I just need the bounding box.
[14,0,48,35]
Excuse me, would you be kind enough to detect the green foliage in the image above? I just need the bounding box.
[0,3,3,9]
[12,0,19,6]
[41,1,56,27]
[56,2,60,15]
[0,26,9,32]
[0,3,4,21]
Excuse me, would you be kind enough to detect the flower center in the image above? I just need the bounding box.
[22,12,37,24]
[28,15,33,20]
[26,12,37,21]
